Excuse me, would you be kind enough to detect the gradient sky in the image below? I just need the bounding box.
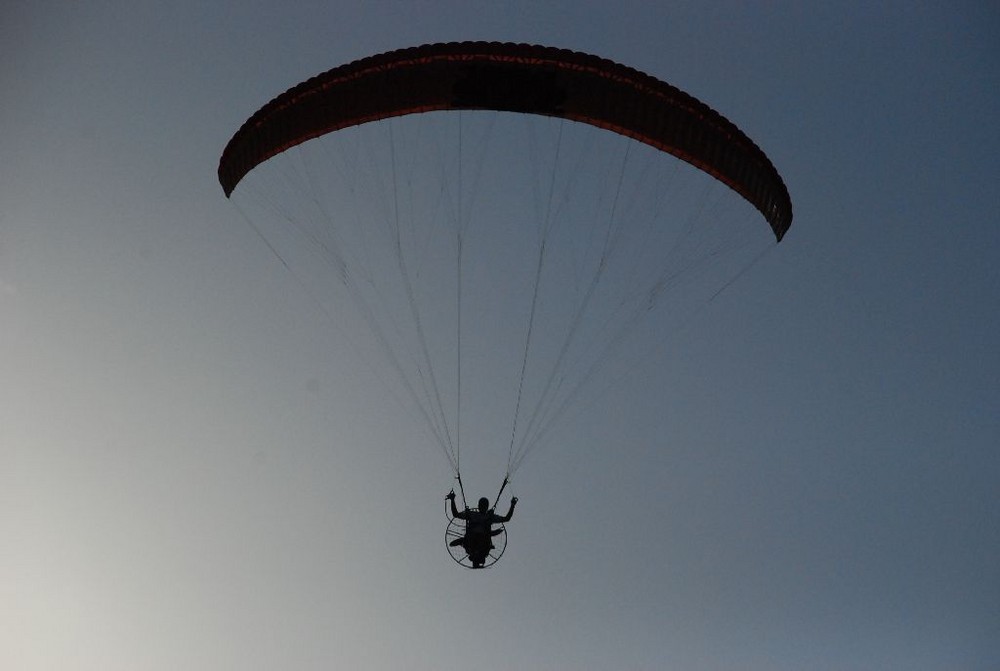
[2,3,998,670]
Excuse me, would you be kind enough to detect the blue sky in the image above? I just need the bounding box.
[2,3,998,669]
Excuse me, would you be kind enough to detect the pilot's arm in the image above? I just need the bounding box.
[497,497,518,523]
[446,490,465,519]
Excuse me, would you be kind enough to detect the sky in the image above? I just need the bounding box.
[2,2,998,670]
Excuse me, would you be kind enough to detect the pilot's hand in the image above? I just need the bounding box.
[511,497,518,505]
[446,490,456,500]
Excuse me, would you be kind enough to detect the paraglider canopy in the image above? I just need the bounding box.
[218,44,792,570]
[219,41,791,239]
